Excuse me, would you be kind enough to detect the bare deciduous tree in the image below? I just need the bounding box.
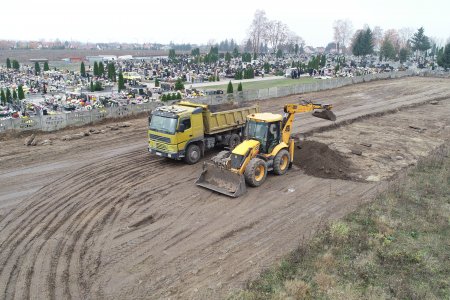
[265,20,289,53]
[384,29,401,53]
[248,10,268,54]
[372,26,383,51]
[333,19,353,53]
[398,27,414,48]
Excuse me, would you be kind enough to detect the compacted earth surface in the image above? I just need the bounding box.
[0,76,449,299]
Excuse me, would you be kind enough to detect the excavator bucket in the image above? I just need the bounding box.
[312,109,336,121]
[196,162,247,198]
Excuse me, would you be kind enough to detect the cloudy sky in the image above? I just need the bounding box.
[2,0,449,46]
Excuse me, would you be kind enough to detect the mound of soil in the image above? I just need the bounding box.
[293,140,353,180]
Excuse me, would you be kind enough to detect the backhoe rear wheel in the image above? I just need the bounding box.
[244,158,267,187]
[273,149,290,175]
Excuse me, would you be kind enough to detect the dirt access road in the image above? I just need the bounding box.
[0,77,449,299]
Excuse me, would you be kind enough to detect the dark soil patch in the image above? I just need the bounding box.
[293,140,354,180]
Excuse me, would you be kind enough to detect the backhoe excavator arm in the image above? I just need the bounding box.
[281,103,334,144]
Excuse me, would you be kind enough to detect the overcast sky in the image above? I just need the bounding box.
[1,0,449,47]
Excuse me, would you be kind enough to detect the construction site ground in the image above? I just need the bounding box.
[0,77,449,299]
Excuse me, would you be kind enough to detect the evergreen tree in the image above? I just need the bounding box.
[80,62,86,77]
[44,61,50,71]
[225,52,231,62]
[6,88,12,103]
[169,49,176,60]
[234,69,243,80]
[6,58,11,69]
[18,85,25,100]
[352,28,374,57]
[94,81,103,91]
[399,48,409,64]
[154,78,160,87]
[34,62,41,75]
[12,60,20,70]
[98,62,105,77]
[437,43,450,69]
[12,89,17,100]
[191,48,200,56]
[118,72,125,91]
[276,49,283,58]
[320,55,326,67]
[176,92,182,100]
[380,37,396,60]
[411,27,431,55]
[161,94,167,102]
[93,61,99,76]
[227,81,233,94]
[237,82,243,92]
[0,89,6,105]
[233,47,239,58]
[90,81,94,92]
[107,63,116,81]
[174,78,184,90]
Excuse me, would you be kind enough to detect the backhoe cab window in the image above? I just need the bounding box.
[245,120,268,145]
[149,115,178,134]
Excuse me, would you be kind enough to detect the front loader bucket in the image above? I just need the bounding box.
[312,109,336,121]
[196,162,247,198]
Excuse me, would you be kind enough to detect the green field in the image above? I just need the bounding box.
[231,147,450,300]
[203,77,318,91]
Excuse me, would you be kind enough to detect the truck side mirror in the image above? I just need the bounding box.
[177,123,186,132]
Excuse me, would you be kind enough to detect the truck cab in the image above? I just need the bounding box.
[148,104,204,162]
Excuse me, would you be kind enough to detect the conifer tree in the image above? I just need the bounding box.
[94,61,99,76]
[18,85,25,100]
[0,89,6,105]
[118,72,125,91]
[80,61,86,77]
[227,81,233,94]
[98,62,105,77]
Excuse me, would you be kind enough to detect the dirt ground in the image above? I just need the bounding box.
[0,77,449,299]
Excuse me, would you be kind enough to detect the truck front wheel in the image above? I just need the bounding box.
[184,144,201,164]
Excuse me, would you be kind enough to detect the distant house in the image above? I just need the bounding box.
[62,57,83,63]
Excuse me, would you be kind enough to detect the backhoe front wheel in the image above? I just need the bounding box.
[273,149,290,175]
[184,144,201,164]
[244,158,267,187]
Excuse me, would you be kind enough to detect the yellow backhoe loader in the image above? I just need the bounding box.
[195,101,336,197]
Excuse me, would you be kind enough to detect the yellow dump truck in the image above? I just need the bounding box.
[148,101,260,164]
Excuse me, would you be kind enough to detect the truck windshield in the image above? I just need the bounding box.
[245,120,267,144]
[149,115,178,134]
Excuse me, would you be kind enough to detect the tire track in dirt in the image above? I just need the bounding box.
[0,149,160,299]
[0,77,448,299]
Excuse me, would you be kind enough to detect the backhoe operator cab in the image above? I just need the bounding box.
[244,114,282,154]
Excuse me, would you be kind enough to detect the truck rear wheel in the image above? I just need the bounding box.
[244,158,267,187]
[184,144,201,164]
[273,149,290,175]
[228,133,241,149]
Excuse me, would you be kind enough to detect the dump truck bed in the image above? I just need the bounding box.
[202,103,259,134]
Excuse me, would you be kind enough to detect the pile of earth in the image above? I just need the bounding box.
[293,140,354,180]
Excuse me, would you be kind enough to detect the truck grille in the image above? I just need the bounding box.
[150,134,170,143]
[155,142,168,151]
